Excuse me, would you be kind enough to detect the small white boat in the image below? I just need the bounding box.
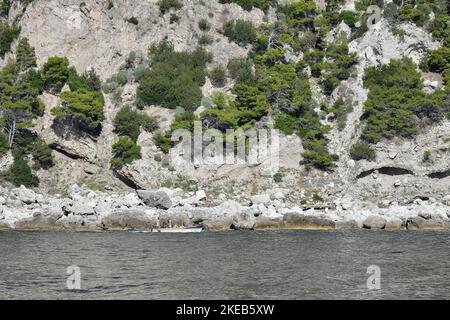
[131,227,203,233]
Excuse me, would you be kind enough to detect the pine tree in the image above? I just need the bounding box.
[0,62,37,148]
[4,151,39,187]
[31,139,54,170]
[41,56,69,93]
[16,37,37,72]
[110,136,142,168]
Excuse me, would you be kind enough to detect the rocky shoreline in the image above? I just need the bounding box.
[1,184,450,232]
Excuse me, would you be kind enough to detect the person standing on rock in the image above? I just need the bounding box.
[155,216,161,232]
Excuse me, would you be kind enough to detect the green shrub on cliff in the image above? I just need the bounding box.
[0,21,20,58]
[137,41,210,111]
[218,0,274,11]
[362,57,447,143]
[16,37,37,72]
[223,20,256,46]
[158,0,182,14]
[350,141,376,161]
[425,47,450,73]
[52,89,105,136]
[110,136,142,168]
[42,56,70,94]
[31,139,54,170]
[113,105,158,142]
[0,132,8,155]
[2,151,39,187]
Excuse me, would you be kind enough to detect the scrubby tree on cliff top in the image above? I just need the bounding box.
[136,40,210,111]
[16,38,37,72]
[110,136,142,168]
[0,21,20,58]
[52,88,105,136]
[42,56,69,94]
[219,0,275,11]
[0,61,44,148]
[361,57,448,143]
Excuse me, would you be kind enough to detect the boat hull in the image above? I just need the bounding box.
[132,227,203,233]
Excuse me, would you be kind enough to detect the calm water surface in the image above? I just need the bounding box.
[0,230,448,299]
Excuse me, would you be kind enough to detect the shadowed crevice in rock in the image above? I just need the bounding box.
[356,167,414,179]
[112,169,142,190]
[48,143,85,160]
[427,169,450,179]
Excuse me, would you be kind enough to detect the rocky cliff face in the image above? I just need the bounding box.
[0,0,449,216]
[6,0,267,79]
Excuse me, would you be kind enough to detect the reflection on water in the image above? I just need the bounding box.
[0,230,449,299]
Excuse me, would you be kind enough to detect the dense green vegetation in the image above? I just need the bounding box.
[158,0,182,14]
[111,106,158,167]
[68,67,102,92]
[302,42,358,95]
[328,98,352,131]
[218,0,275,11]
[137,41,211,111]
[52,88,105,136]
[349,141,376,161]
[110,136,142,168]
[42,57,70,94]
[113,105,158,142]
[223,20,257,46]
[199,0,352,171]
[209,65,227,87]
[31,138,54,170]
[358,57,448,149]
[0,37,55,186]
[1,151,39,187]
[0,58,44,151]
[1,0,447,179]
[0,36,107,185]
[0,21,20,58]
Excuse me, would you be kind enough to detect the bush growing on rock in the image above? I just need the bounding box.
[0,21,20,58]
[422,149,432,164]
[399,2,432,27]
[281,0,317,30]
[16,37,37,72]
[223,19,256,46]
[52,89,105,136]
[361,57,447,143]
[68,68,102,92]
[0,132,8,155]
[127,17,139,25]
[339,10,358,27]
[425,47,450,73]
[330,98,352,131]
[209,65,227,87]
[2,151,39,187]
[302,42,358,95]
[158,0,182,14]
[113,105,158,142]
[198,19,211,31]
[153,132,174,154]
[349,141,376,161]
[198,33,214,45]
[169,14,180,24]
[42,57,70,94]
[111,136,142,168]
[25,69,44,94]
[0,61,44,148]
[31,139,54,170]
[273,172,284,183]
[227,58,253,84]
[218,0,274,11]
[137,41,210,111]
